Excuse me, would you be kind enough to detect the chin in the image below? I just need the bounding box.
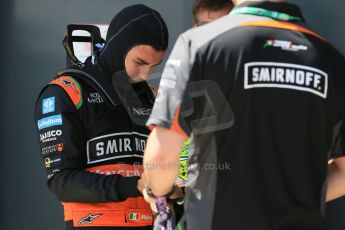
[131,78,141,83]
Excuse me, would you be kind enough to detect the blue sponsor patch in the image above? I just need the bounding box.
[42,97,55,114]
[37,114,62,130]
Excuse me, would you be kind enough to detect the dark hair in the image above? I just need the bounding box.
[150,44,168,52]
[193,0,234,23]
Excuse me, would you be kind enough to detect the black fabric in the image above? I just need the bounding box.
[34,75,154,228]
[98,4,169,78]
[48,169,140,202]
[147,1,345,230]
[35,83,146,203]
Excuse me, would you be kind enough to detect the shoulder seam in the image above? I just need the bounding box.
[238,20,326,41]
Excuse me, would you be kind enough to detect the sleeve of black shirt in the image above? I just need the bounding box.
[34,84,141,203]
[330,56,345,159]
[330,112,345,159]
[146,34,193,138]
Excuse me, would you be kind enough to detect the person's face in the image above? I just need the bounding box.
[195,8,231,26]
[125,45,165,82]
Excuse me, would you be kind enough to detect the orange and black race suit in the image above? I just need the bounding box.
[34,67,155,230]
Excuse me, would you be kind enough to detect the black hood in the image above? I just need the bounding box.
[59,4,166,116]
[97,4,169,78]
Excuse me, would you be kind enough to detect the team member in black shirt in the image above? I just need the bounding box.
[143,1,345,229]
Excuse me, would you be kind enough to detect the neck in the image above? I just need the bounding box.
[234,0,284,6]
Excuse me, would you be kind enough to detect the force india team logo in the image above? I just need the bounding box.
[263,40,308,52]
[244,62,328,98]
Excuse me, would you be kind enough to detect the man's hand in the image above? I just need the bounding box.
[143,188,157,204]
[142,186,184,202]
[142,186,185,213]
[143,126,185,196]
[137,173,148,195]
[169,186,184,200]
[327,157,345,201]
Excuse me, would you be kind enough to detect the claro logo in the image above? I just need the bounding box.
[40,130,62,143]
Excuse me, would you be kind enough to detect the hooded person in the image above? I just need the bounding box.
[34,4,169,230]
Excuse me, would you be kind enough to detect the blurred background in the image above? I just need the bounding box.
[0,0,344,229]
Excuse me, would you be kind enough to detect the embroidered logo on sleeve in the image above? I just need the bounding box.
[37,115,63,130]
[50,76,83,109]
[42,97,55,114]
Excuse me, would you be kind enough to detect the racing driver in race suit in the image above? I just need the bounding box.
[35,4,170,230]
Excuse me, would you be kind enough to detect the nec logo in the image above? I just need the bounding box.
[132,107,152,116]
[244,62,328,98]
